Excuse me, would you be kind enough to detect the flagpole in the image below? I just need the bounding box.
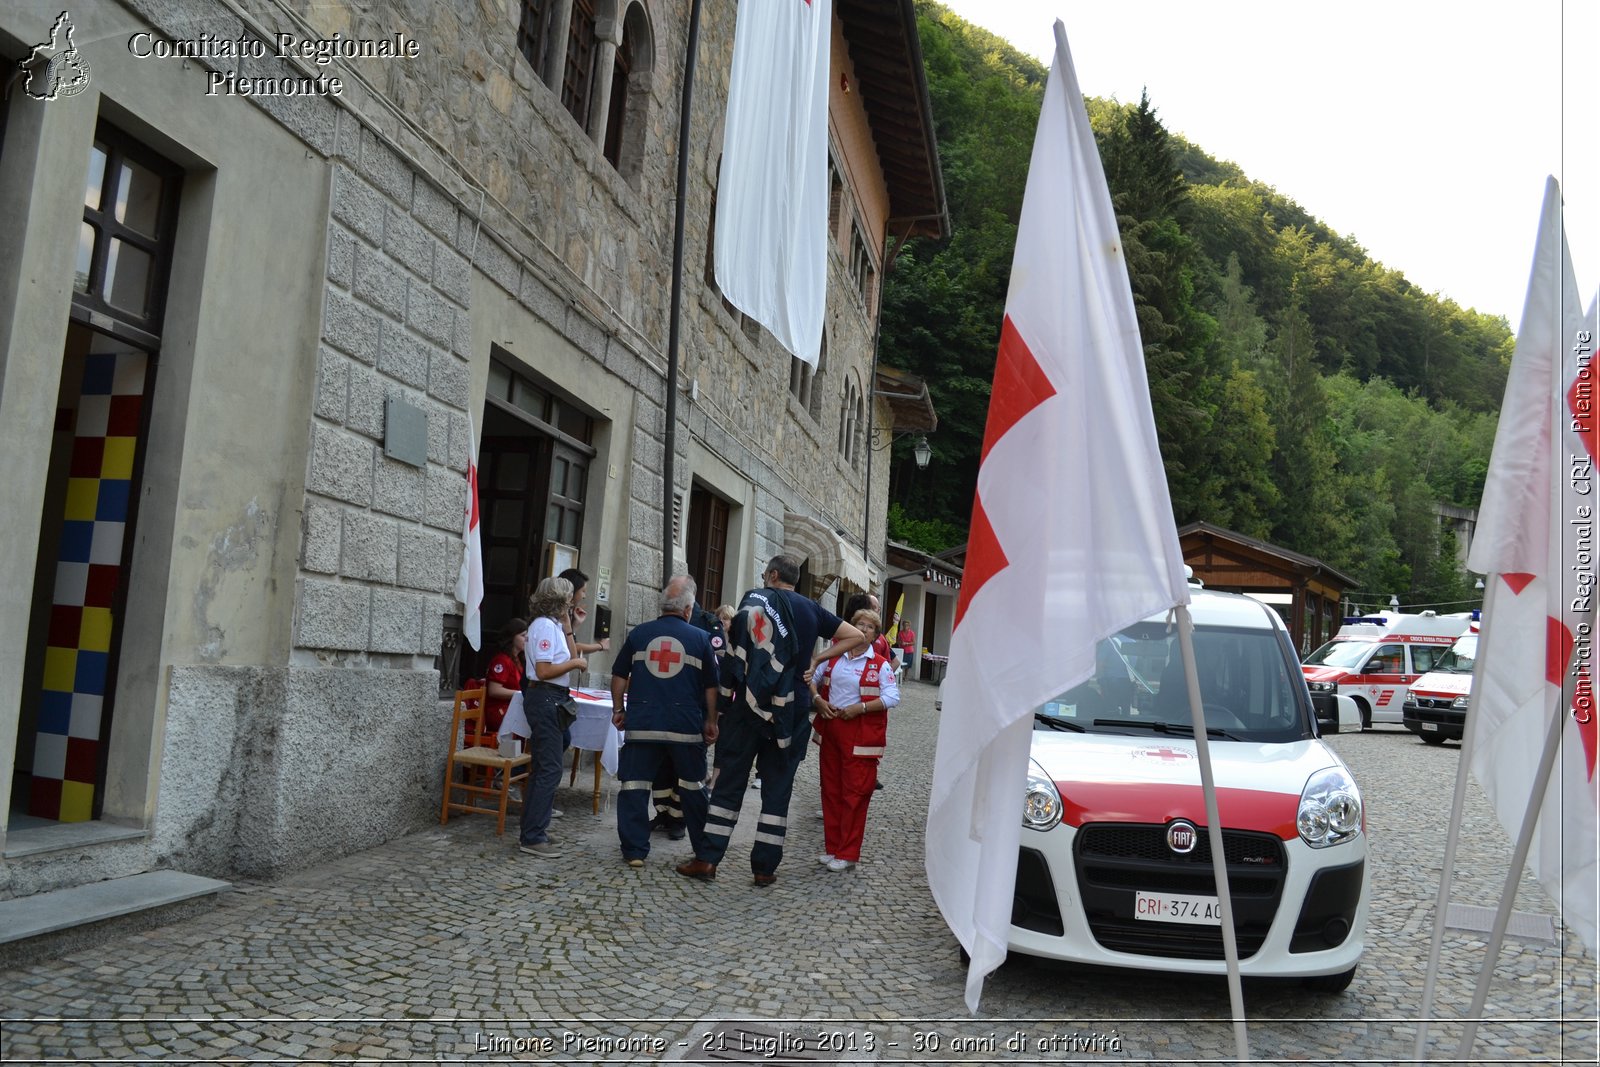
[1453,660,1578,1056]
[662,0,705,583]
[1174,604,1249,1061]
[1413,588,1505,1061]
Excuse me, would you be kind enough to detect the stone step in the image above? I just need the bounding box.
[0,870,231,967]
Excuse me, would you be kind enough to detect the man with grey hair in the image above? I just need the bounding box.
[609,575,720,868]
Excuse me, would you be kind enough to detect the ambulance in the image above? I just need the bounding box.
[1300,612,1471,730]
[1401,627,1479,744]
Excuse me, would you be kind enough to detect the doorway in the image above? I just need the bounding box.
[468,353,595,678]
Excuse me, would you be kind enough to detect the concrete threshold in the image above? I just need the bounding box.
[4,820,146,858]
[0,871,231,946]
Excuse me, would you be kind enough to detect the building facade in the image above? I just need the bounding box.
[0,0,943,899]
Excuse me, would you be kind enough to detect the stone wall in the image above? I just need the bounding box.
[298,155,474,665]
[155,665,445,878]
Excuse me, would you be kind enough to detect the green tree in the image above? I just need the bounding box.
[878,2,1511,589]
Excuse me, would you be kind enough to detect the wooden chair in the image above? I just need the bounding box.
[440,684,531,835]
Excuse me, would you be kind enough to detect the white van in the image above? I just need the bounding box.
[1015,587,1369,991]
[1401,631,1478,744]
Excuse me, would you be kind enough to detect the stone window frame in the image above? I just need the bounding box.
[837,369,864,468]
[519,0,655,187]
[789,329,827,422]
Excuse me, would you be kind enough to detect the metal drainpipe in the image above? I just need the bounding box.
[862,223,921,563]
[663,0,704,584]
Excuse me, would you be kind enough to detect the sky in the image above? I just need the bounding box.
[935,0,1597,333]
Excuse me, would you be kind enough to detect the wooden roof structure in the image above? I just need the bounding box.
[874,365,937,432]
[1179,521,1357,652]
[838,0,948,239]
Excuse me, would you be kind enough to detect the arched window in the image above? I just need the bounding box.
[602,3,655,182]
[525,1,653,180]
[792,331,825,419]
[602,26,632,166]
[838,372,861,464]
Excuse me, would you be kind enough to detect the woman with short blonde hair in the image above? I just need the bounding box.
[810,608,899,871]
[518,576,588,858]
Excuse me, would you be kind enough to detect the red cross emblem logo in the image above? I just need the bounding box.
[750,611,769,646]
[1139,747,1192,763]
[646,636,686,679]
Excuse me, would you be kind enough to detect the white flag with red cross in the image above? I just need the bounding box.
[1465,176,1599,954]
[923,21,1191,1012]
[455,413,484,651]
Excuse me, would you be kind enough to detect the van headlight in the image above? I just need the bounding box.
[1452,695,1469,710]
[1307,681,1336,693]
[1023,768,1062,832]
[1297,766,1362,847]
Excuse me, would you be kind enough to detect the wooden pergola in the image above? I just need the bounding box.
[1179,522,1357,654]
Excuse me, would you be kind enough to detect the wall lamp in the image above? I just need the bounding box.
[869,428,933,470]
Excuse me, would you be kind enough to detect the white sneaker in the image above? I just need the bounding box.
[818,853,835,866]
[826,857,856,872]
[551,808,564,818]
[751,778,762,790]
[814,809,824,819]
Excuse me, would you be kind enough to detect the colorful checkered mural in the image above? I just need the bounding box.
[30,347,147,822]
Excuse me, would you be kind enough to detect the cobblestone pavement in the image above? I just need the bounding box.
[1,679,1595,1063]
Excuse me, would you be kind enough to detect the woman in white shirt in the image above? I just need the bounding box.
[517,576,588,858]
[810,609,900,871]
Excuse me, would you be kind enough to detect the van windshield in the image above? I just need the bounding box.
[1433,634,1478,673]
[1035,622,1311,742]
[1303,640,1372,669]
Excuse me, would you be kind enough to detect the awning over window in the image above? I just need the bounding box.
[783,511,873,590]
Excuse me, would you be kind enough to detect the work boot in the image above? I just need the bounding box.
[675,858,717,882]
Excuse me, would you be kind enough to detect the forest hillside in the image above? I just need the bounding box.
[879,2,1512,613]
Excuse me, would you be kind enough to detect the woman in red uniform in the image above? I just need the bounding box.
[482,617,528,742]
[810,609,900,871]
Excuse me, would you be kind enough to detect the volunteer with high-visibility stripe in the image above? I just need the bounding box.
[609,575,720,868]
[810,608,899,872]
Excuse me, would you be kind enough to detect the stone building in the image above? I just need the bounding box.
[0,0,944,908]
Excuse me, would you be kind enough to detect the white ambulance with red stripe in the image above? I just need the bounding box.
[1401,623,1480,744]
[1300,612,1470,731]
[1014,587,1369,991]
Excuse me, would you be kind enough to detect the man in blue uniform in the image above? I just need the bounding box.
[610,576,720,868]
[650,599,726,840]
[676,554,863,886]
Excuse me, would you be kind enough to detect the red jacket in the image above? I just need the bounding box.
[483,651,523,734]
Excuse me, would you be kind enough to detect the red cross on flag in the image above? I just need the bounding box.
[923,22,1190,1014]
[1461,177,1598,954]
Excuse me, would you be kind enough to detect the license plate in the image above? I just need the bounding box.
[1134,890,1222,926]
[1421,722,1437,732]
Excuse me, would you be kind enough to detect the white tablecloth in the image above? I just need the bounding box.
[501,687,622,776]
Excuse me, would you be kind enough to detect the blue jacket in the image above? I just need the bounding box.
[720,587,807,742]
[613,615,719,740]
